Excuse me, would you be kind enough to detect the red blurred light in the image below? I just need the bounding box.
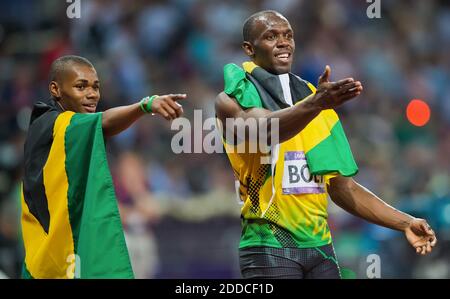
[406,99,430,127]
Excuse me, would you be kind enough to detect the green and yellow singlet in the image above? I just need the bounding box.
[224,131,336,249]
[221,62,357,250]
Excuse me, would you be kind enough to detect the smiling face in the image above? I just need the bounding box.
[243,12,295,74]
[50,63,100,113]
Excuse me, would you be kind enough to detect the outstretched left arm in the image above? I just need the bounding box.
[328,176,437,255]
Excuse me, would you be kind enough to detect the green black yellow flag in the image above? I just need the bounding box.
[21,100,133,279]
[223,62,358,177]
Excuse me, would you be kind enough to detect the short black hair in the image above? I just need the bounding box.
[49,55,94,83]
[242,10,285,42]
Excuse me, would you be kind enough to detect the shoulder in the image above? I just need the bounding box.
[292,74,311,84]
[292,74,316,92]
[28,100,60,127]
[215,91,234,107]
[24,101,61,152]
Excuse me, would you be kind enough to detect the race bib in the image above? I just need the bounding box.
[282,151,325,195]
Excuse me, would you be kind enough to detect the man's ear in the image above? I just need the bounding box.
[49,81,61,100]
[242,41,255,57]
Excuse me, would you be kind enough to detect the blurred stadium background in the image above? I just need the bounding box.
[0,0,449,279]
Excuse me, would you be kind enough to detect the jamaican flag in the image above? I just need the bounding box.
[21,100,133,279]
[223,62,358,176]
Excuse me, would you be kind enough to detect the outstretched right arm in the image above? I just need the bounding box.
[102,94,186,138]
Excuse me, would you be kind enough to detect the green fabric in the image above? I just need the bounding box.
[21,263,33,279]
[223,64,262,109]
[306,121,358,177]
[223,62,357,177]
[239,220,332,249]
[239,220,282,248]
[65,113,134,278]
[340,268,356,279]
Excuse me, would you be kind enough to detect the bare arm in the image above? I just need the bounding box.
[328,175,437,255]
[215,65,363,143]
[102,102,144,138]
[102,94,186,138]
[215,91,321,143]
[328,176,413,230]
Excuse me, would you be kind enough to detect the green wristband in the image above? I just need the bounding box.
[146,95,158,113]
[140,95,158,113]
[139,97,149,113]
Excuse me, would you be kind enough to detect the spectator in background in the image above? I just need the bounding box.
[115,151,161,279]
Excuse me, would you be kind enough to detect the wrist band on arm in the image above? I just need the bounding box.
[139,95,158,113]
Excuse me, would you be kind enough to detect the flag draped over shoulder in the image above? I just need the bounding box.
[223,62,358,177]
[21,101,133,279]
